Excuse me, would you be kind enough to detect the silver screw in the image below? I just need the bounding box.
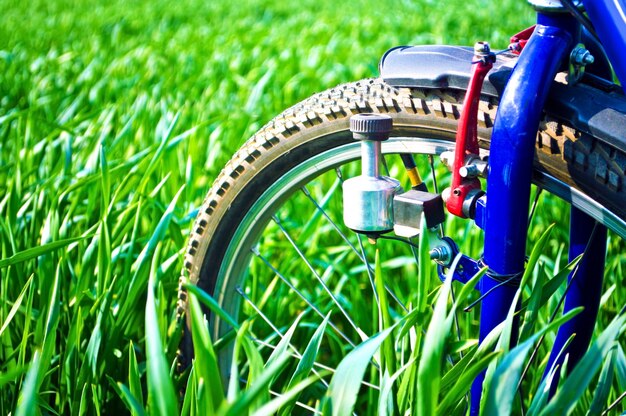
[582,51,594,65]
[474,41,491,56]
[430,245,452,264]
[571,46,594,66]
[459,164,481,178]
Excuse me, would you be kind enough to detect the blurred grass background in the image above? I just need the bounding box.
[0,0,535,196]
[2,0,624,413]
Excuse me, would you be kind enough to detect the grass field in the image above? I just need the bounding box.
[1,0,625,414]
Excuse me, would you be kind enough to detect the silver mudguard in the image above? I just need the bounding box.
[378,44,626,148]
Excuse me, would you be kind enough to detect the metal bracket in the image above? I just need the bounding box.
[444,42,494,219]
[428,236,481,285]
[438,256,482,285]
[569,43,595,85]
[509,25,536,55]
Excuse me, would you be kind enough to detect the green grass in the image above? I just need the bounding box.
[1,0,625,414]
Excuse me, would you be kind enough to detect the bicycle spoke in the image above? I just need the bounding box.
[301,185,364,262]
[407,236,420,264]
[236,288,331,387]
[357,234,411,313]
[450,284,463,357]
[250,337,380,390]
[358,235,380,308]
[268,390,322,414]
[272,215,368,340]
[427,154,446,237]
[251,247,356,347]
[603,390,626,416]
[528,186,543,226]
[334,167,344,182]
[428,154,439,194]
[238,286,381,393]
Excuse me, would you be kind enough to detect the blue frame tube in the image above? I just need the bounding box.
[470,14,577,414]
[544,207,607,392]
[582,0,626,86]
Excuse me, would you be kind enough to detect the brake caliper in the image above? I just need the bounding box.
[443,42,495,219]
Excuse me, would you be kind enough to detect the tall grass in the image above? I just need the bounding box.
[1,0,625,414]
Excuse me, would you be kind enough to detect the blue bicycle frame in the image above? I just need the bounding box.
[470,1,625,412]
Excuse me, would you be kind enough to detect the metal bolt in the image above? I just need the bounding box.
[459,164,481,178]
[430,245,452,264]
[474,41,491,56]
[571,46,594,66]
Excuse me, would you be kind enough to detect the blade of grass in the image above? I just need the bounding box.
[145,243,177,416]
[107,377,146,416]
[221,337,293,416]
[536,255,581,311]
[265,312,305,385]
[227,320,245,402]
[38,261,63,396]
[137,112,180,194]
[323,324,397,416]
[540,312,626,415]
[128,341,144,412]
[378,358,416,416]
[117,184,184,331]
[15,349,41,416]
[0,275,32,337]
[587,344,617,416]
[240,321,268,406]
[416,216,431,316]
[183,282,239,329]
[252,372,328,416]
[188,289,224,412]
[527,334,575,416]
[397,308,421,414]
[615,344,626,392]
[439,345,478,394]
[437,351,500,414]
[480,288,521,413]
[520,254,581,342]
[374,249,396,389]
[181,365,197,416]
[416,253,460,415]
[82,274,118,381]
[78,383,88,415]
[421,265,485,411]
[483,307,582,415]
[279,313,330,415]
[0,235,90,269]
[0,366,27,390]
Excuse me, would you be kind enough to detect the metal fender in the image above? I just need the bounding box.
[379,44,626,153]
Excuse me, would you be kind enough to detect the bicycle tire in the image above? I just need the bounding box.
[176,78,626,405]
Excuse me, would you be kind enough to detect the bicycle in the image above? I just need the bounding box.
[177,0,626,413]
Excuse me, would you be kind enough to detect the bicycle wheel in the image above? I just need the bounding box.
[177,78,626,411]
